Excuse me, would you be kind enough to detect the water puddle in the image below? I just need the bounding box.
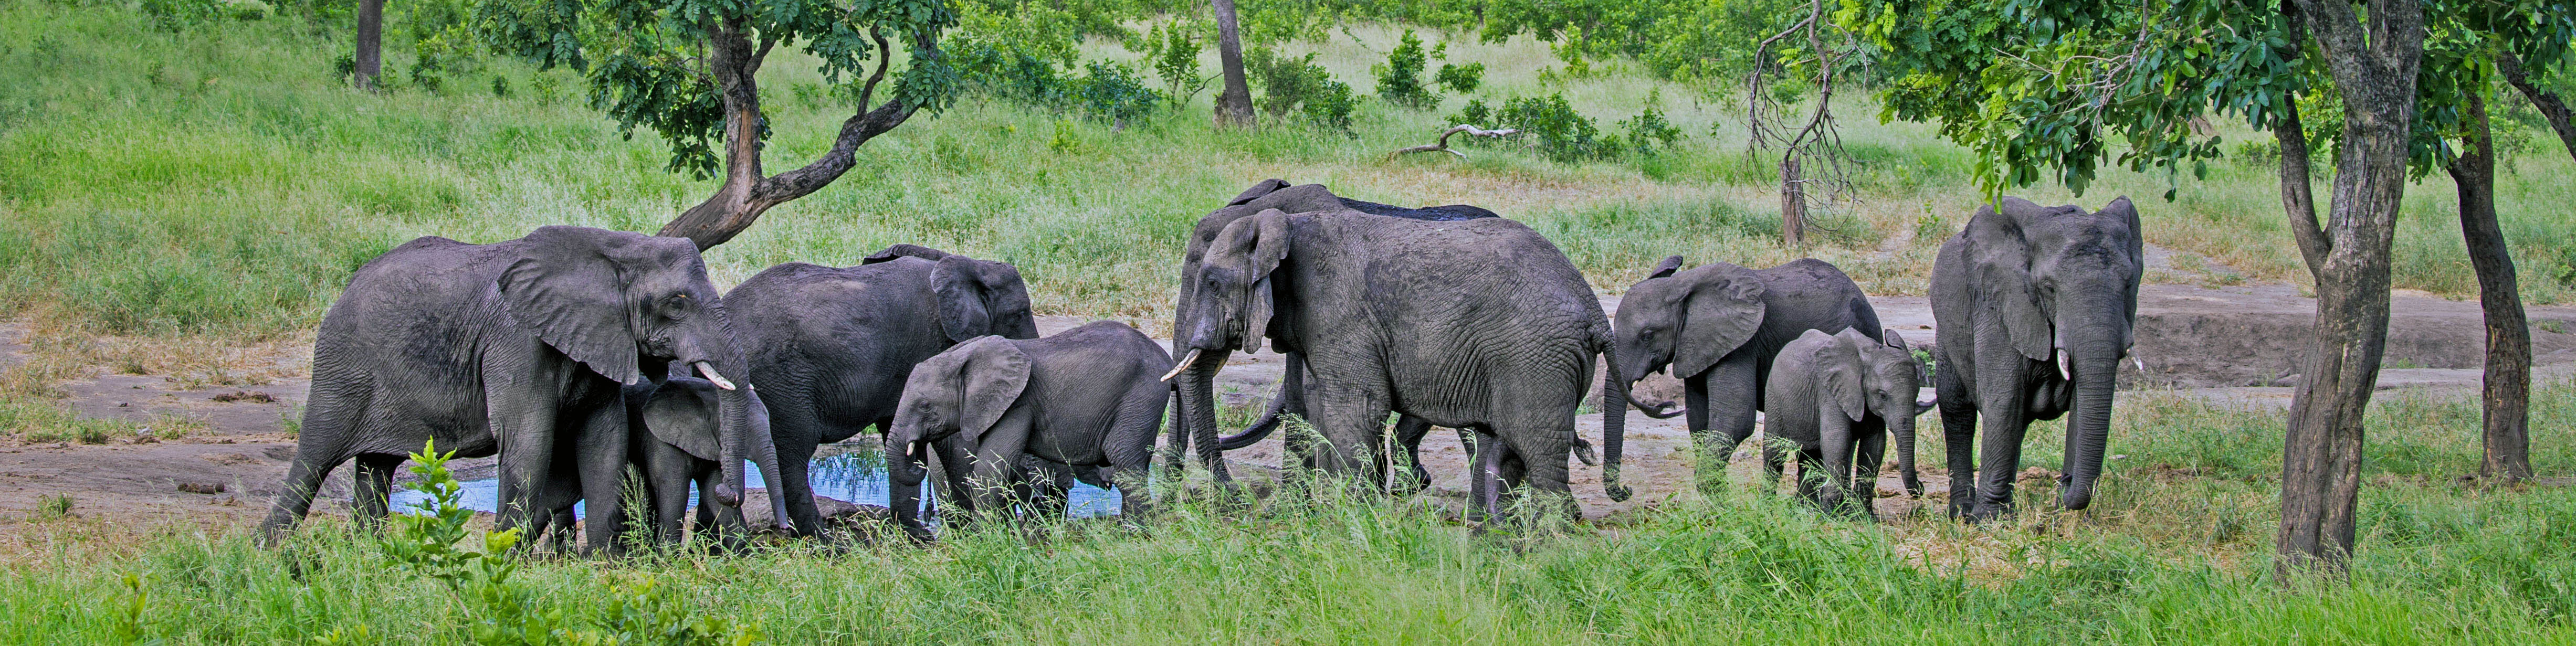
[388,452,1120,519]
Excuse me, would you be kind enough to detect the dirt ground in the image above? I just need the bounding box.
[6,243,2574,542]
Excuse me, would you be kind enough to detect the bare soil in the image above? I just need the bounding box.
[5,249,2569,538]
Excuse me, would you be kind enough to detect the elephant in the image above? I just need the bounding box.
[259,226,786,552]
[1610,256,1884,489]
[1760,328,1928,520]
[1167,197,1632,522]
[1930,196,2143,520]
[727,244,1040,537]
[886,322,1171,529]
[1169,179,1520,493]
[625,376,777,544]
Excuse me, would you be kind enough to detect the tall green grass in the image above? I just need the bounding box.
[4,6,2571,341]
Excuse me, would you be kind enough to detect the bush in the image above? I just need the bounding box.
[1373,29,1438,110]
[1248,46,1357,131]
[1498,93,1603,162]
[1143,21,1207,103]
[1447,98,1492,128]
[1613,108,1686,157]
[950,7,1164,128]
[1435,61,1485,94]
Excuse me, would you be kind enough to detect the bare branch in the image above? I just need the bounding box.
[1386,125,1518,159]
[854,27,892,111]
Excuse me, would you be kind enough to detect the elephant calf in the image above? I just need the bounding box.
[1761,329,1928,520]
[625,376,784,544]
[888,322,1173,531]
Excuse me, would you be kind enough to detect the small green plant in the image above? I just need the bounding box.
[1498,93,1603,162]
[1373,29,1438,110]
[1434,62,1485,95]
[75,424,110,444]
[35,493,72,520]
[1447,99,1492,128]
[1614,108,1685,157]
[1248,46,1357,131]
[2540,320,2567,334]
[280,404,304,438]
[1145,21,1206,103]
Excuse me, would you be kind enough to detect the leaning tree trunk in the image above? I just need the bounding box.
[1780,155,1806,246]
[353,0,384,90]
[2275,0,2423,578]
[655,21,928,250]
[2446,90,2533,482]
[1209,0,1256,129]
[2498,53,2576,157]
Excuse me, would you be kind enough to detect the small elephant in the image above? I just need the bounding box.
[625,376,784,544]
[1611,256,1883,489]
[727,245,1040,537]
[887,322,1172,529]
[1931,196,2143,520]
[1761,329,1929,519]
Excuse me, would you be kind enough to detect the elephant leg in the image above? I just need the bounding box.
[1970,344,2036,521]
[485,376,566,541]
[1794,445,1827,506]
[349,453,405,532]
[1692,359,1759,494]
[1393,416,1435,494]
[1496,424,1574,522]
[570,402,629,554]
[1817,411,1856,516]
[1936,352,1981,520]
[260,385,372,546]
[1469,427,1501,523]
[1855,424,1889,521]
[774,436,825,537]
[649,454,693,544]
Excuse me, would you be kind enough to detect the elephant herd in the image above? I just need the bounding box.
[256,179,2143,552]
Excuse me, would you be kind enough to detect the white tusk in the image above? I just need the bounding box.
[1160,348,1203,383]
[2054,349,2073,382]
[2132,355,2145,372]
[695,361,738,390]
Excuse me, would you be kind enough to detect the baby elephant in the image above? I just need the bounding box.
[1762,328,1929,518]
[888,322,1172,531]
[627,376,784,543]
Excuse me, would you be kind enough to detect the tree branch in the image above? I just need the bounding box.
[2274,98,2329,278]
[854,27,892,112]
[2498,51,2576,161]
[1386,125,1517,158]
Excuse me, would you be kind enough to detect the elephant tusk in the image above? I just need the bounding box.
[2054,349,2073,382]
[1161,348,1202,383]
[2132,355,2145,372]
[694,361,738,391]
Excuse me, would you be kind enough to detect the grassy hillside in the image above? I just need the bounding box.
[3,5,2573,343]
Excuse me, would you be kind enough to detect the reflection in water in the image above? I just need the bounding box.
[388,452,1120,519]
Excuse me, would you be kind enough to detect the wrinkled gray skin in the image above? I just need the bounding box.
[887,323,1172,530]
[625,376,782,544]
[1611,257,1883,484]
[1170,192,1629,520]
[1761,329,1928,520]
[1931,196,2143,520]
[260,226,786,552]
[1176,180,1569,494]
[727,245,1039,538]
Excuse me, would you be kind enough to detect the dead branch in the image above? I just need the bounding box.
[1386,125,1519,159]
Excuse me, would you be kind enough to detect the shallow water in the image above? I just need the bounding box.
[388,453,1121,519]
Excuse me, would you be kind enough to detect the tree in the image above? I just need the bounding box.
[355,0,385,90]
[1745,0,1853,246]
[473,0,961,250]
[1210,0,1254,128]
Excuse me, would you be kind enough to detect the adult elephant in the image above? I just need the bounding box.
[259,226,786,552]
[1608,256,1884,490]
[727,244,1039,537]
[1168,179,1507,490]
[1167,200,1633,519]
[1930,196,2143,520]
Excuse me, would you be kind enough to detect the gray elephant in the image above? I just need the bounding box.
[625,376,779,543]
[1930,196,2143,520]
[260,226,786,552]
[727,245,1039,537]
[1171,179,1519,492]
[1610,256,1883,489]
[1761,328,1928,519]
[887,322,1171,529]
[1168,198,1632,521]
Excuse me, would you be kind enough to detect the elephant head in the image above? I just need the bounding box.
[866,245,1042,342]
[1610,256,1767,408]
[1167,207,1294,480]
[1813,329,1928,510]
[887,337,1032,491]
[497,226,788,532]
[1967,196,2144,511]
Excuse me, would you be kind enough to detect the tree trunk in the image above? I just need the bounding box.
[353,0,384,91]
[1780,155,1806,246]
[656,25,926,250]
[2498,52,2576,158]
[2446,90,2533,483]
[1210,0,1255,129]
[2275,0,2424,579]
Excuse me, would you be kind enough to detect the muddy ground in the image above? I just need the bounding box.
[6,245,2573,542]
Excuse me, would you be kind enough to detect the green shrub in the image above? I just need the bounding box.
[1435,62,1485,95]
[1373,29,1437,110]
[1499,93,1602,162]
[1144,21,1207,102]
[1248,46,1356,131]
[1614,108,1686,157]
[1447,98,1492,128]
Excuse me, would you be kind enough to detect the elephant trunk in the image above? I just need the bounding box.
[1174,348,1235,482]
[1600,346,1633,502]
[742,386,788,532]
[1890,395,1922,496]
[2058,342,2121,511]
[1216,353,1301,450]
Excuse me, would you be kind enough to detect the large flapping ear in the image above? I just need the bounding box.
[643,378,723,461]
[1671,262,1768,378]
[1648,255,1685,279]
[1215,209,1293,353]
[955,337,1033,444]
[498,226,645,385]
[931,255,995,342]
[1816,331,1869,422]
[1972,199,2055,362]
[863,243,954,264]
[1229,178,1292,206]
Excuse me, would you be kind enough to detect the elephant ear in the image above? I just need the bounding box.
[1972,200,2055,362]
[1228,178,1291,206]
[1883,329,1909,351]
[1219,209,1293,354]
[1817,333,1869,422]
[498,226,646,386]
[1647,255,1685,279]
[863,243,953,264]
[932,255,995,342]
[643,379,723,461]
[1672,262,1768,378]
[956,338,1033,444]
